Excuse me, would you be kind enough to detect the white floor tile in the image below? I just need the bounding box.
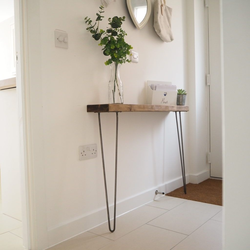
[0,214,22,235]
[89,205,166,241]
[0,233,24,250]
[99,224,186,250]
[172,220,223,250]
[211,211,223,222]
[147,196,187,210]
[47,232,112,250]
[148,200,222,235]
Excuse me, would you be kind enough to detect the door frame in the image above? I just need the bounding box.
[14,0,31,248]
[205,0,223,178]
[15,1,49,249]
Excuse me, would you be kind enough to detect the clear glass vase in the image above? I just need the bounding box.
[108,62,124,104]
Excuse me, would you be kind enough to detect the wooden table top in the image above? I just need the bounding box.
[87,104,189,113]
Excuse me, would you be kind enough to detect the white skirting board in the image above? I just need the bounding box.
[47,172,209,247]
[188,170,210,184]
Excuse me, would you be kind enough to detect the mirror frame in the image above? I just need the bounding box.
[126,0,152,29]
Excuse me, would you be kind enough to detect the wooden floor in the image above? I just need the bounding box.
[167,179,223,206]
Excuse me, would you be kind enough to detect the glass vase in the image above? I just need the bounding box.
[108,62,124,104]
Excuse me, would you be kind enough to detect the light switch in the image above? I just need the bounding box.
[131,50,139,63]
[101,0,116,7]
[55,29,68,49]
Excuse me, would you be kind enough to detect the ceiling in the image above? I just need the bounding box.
[0,0,14,23]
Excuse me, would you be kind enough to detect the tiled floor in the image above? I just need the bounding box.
[0,199,23,250]
[49,196,223,250]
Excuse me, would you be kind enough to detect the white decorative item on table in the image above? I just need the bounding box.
[146,81,177,105]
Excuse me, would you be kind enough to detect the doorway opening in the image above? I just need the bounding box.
[0,0,29,249]
[205,0,223,179]
[0,0,23,246]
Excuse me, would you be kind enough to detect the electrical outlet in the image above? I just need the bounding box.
[79,144,97,160]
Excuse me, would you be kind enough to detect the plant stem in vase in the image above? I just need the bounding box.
[109,62,123,104]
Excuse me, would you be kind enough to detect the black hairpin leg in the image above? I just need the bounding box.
[175,112,187,194]
[98,112,119,232]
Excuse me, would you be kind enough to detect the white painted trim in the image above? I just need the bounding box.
[47,171,209,247]
[208,0,223,178]
[19,0,49,249]
[47,176,188,247]
[189,170,210,184]
[14,0,30,248]
[164,175,189,193]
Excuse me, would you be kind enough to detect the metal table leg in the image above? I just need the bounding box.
[175,112,187,194]
[98,112,119,233]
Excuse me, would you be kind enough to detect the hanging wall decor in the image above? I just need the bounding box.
[154,0,174,42]
[126,0,152,29]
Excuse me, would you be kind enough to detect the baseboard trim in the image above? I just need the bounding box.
[189,170,210,184]
[47,175,190,248]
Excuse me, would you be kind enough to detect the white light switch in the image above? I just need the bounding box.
[55,29,68,49]
[131,50,139,63]
[101,0,116,7]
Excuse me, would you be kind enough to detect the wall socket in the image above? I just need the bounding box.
[79,144,97,160]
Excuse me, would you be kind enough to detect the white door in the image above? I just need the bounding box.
[206,0,223,178]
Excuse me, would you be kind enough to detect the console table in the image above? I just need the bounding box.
[87,104,189,232]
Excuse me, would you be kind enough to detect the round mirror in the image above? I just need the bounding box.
[126,0,152,29]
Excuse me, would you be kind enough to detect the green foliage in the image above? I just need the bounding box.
[177,89,187,95]
[85,6,133,65]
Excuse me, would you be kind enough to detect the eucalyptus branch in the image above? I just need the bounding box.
[85,6,133,66]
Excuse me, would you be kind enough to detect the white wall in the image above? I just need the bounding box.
[22,0,209,248]
[0,17,15,80]
[222,0,250,249]
[0,88,22,220]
